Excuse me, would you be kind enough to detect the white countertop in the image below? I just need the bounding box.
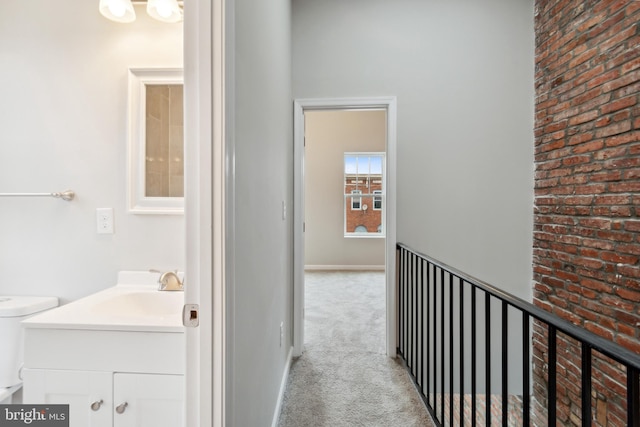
[22,272,185,333]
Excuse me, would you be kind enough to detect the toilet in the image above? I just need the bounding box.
[0,296,58,403]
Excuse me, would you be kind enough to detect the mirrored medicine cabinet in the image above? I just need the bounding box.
[128,68,184,214]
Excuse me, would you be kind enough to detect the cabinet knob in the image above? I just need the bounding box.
[115,402,129,414]
[90,400,103,411]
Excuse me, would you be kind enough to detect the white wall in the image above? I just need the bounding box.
[229,0,293,424]
[0,1,184,303]
[305,110,385,268]
[293,0,535,301]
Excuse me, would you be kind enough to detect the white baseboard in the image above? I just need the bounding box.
[305,265,385,271]
[271,346,293,427]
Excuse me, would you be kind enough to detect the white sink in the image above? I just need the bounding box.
[92,291,182,318]
[22,271,185,375]
[22,272,185,333]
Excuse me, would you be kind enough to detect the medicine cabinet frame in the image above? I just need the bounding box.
[127,67,184,215]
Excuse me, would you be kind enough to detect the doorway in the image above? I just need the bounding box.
[293,97,398,358]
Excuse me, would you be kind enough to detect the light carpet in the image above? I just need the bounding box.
[277,271,434,427]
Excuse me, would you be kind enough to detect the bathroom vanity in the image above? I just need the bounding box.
[21,272,185,427]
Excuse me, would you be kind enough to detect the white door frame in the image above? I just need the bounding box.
[184,0,227,426]
[293,97,398,358]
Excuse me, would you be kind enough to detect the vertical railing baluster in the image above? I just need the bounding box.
[420,259,427,394]
[472,287,477,426]
[417,256,422,389]
[549,326,557,426]
[523,312,530,427]
[502,301,508,427]
[460,278,465,427]
[441,267,445,424]
[449,273,454,426]
[411,252,419,376]
[398,247,403,356]
[582,342,592,427]
[427,261,432,408]
[409,253,414,372]
[404,249,408,358]
[434,263,438,413]
[628,366,640,427]
[486,292,491,427]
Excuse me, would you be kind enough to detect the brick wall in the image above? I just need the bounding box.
[345,176,383,233]
[533,1,640,425]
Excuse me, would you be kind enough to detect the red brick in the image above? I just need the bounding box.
[553,306,582,325]
[594,195,630,205]
[573,139,604,153]
[605,157,640,169]
[581,299,614,316]
[623,168,640,179]
[605,295,635,314]
[569,47,598,68]
[626,1,640,15]
[585,69,620,90]
[574,184,606,195]
[590,170,622,182]
[615,335,640,354]
[593,146,627,160]
[580,278,613,293]
[609,182,640,192]
[585,322,615,340]
[618,264,640,278]
[564,195,594,205]
[574,162,603,173]
[574,257,605,270]
[596,230,635,243]
[621,57,640,75]
[605,131,640,147]
[562,154,591,166]
[594,120,632,138]
[601,96,637,114]
[602,252,638,264]
[598,21,637,52]
[612,110,631,122]
[602,70,640,93]
[616,287,640,302]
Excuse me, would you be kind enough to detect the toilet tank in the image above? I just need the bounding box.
[0,296,58,388]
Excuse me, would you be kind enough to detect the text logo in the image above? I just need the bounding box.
[0,405,69,427]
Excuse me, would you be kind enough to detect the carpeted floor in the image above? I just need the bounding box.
[277,271,434,427]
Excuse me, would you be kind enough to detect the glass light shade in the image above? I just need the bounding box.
[147,0,183,23]
[99,0,136,23]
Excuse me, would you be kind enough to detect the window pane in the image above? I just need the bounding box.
[344,152,385,237]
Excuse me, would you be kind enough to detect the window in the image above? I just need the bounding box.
[351,190,362,210]
[344,153,385,237]
[373,190,382,210]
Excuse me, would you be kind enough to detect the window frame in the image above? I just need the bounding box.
[343,152,385,238]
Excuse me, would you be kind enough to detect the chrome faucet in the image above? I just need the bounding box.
[150,270,184,291]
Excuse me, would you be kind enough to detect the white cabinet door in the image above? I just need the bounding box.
[113,373,183,427]
[22,369,113,427]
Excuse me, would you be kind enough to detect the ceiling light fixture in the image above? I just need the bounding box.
[146,0,183,23]
[99,0,136,23]
[99,0,183,24]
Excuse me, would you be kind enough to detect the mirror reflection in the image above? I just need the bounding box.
[145,84,184,198]
[128,68,184,214]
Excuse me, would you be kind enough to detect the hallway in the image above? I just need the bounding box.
[277,271,433,426]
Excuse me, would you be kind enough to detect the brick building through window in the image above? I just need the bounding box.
[344,153,384,236]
